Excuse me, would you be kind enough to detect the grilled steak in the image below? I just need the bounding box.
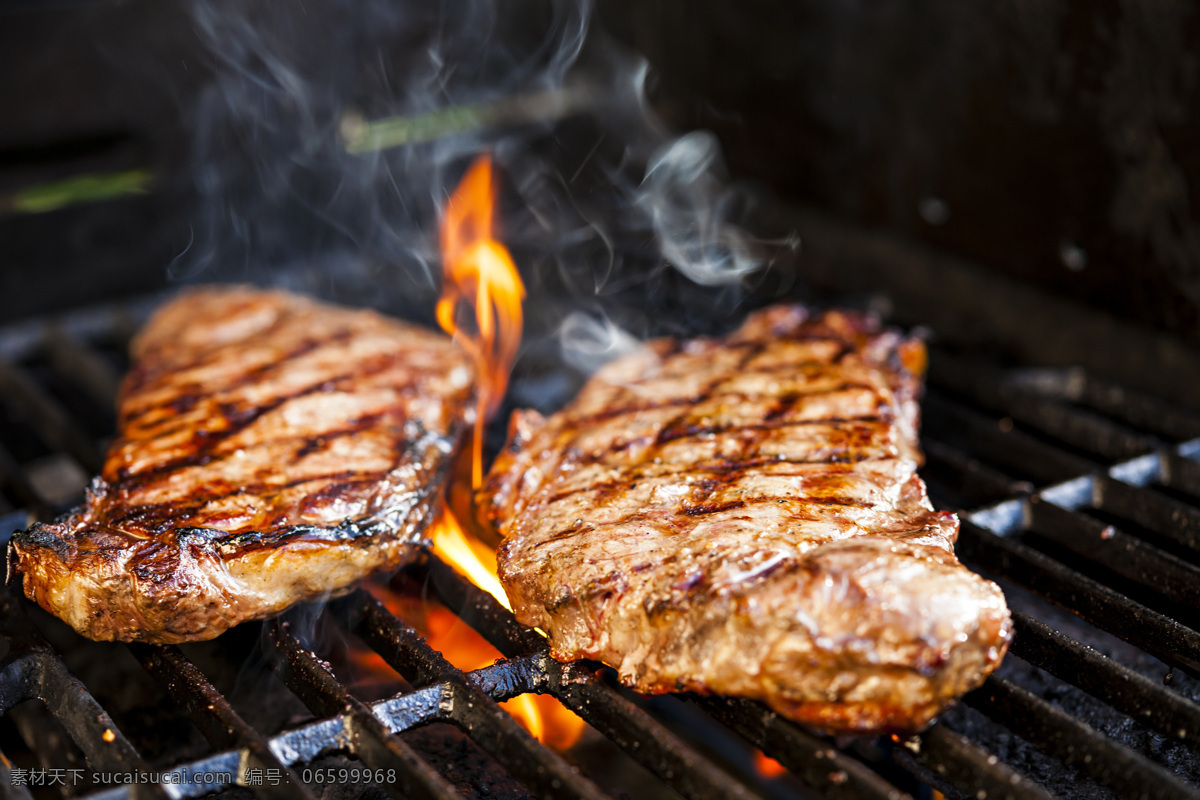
[482,305,1011,734]
[9,287,473,644]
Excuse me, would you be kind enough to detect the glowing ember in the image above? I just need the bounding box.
[754,751,787,779]
[436,154,525,488]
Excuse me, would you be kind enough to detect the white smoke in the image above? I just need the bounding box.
[641,131,764,286]
[558,309,641,373]
[175,0,791,346]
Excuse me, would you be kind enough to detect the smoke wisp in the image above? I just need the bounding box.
[179,0,797,364]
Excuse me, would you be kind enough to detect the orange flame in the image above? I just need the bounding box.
[436,154,525,489]
[429,508,509,611]
[428,155,583,751]
[754,751,787,779]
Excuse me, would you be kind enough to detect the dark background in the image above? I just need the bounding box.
[601,0,1200,344]
[3,0,1199,346]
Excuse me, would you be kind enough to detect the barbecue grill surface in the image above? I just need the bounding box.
[0,290,1199,800]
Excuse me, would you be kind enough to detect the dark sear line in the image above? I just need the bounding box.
[651,340,769,450]
[107,412,445,536]
[119,326,354,425]
[113,351,422,485]
[145,316,352,382]
[569,415,890,466]
[537,489,883,546]
[543,455,887,507]
[565,376,879,426]
[652,413,887,448]
[564,340,767,428]
[559,361,878,430]
[104,468,374,530]
[682,500,749,517]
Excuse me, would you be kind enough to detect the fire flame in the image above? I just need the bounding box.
[428,507,508,611]
[428,154,584,750]
[436,154,525,489]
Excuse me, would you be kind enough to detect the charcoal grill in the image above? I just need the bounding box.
[0,261,1199,800]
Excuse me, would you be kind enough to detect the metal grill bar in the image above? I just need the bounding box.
[1075,376,1200,441]
[41,328,120,417]
[1162,449,1200,498]
[7,701,92,796]
[922,438,1031,503]
[0,441,46,521]
[268,620,462,800]
[0,754,35,800]
[1009,611,1200,751]
[692,696,905,800]
[0,596,161,800]
[0,359,102,474]
[1024,497,1200,608]
[967,675,1197,800]
[929,354,1158,460]
[425,553,1063,800]
[0,609,141,773]
[957,519,1200,674]
[963,437,1200,665]
[349,591,616,800]
[0,298,157,365]
[1093,475,1200,555]
[923,392,1098,484]
[129,644,314,800]
[891,724,1057,800]
[1004,368,1200,441]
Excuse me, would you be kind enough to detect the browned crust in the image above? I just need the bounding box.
[482,305,1011,735]
[9,287,474,644]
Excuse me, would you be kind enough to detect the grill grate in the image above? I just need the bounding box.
[0,295,1199,799]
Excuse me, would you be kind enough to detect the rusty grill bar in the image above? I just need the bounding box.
[0,298,1199,799]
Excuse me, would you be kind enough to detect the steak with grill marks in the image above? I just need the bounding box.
[9,287,474,644]
[482,305,1012,734]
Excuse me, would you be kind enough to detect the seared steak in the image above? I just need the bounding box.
[482,305,1011,734]
[10,287,473,644]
